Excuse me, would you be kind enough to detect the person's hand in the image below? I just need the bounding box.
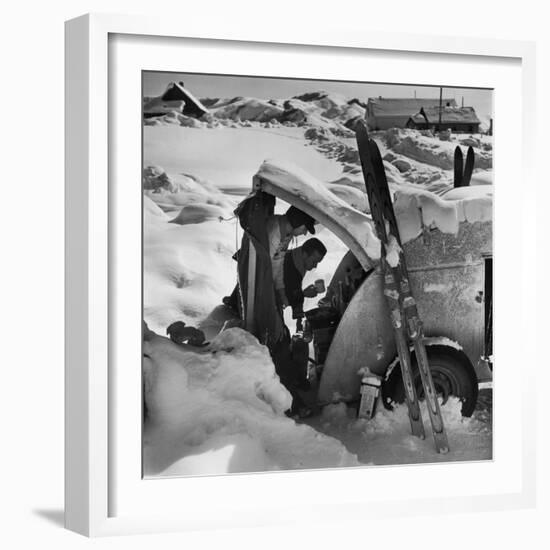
[276,288,289,309]
[303,284,318,298]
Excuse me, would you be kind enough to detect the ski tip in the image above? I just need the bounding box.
[453,146,464,188]
[368,138,384,163]
[354,119,369,139]
[461,146,475,187]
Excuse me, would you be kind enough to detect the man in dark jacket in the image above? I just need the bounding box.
[279,238,327,329]
[272,238,327,417]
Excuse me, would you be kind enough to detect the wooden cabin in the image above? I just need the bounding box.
[366,97,457,130]
[406,106,481,133]
[143,81,209,119]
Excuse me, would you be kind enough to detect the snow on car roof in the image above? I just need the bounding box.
[255,159,381,267]
[394,185,493,244]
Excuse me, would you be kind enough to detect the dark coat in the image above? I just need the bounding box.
[235,191,285,349]
[283,251,305,319]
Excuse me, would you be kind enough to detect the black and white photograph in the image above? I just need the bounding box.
[141,72,494,477]
[4,0,549,544]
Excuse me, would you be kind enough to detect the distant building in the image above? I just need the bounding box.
[143,81,209,119]
[406,106,481,133]
[366,97,458,130]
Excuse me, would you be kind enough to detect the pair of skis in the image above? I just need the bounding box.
[355,121,449,454]
[454,145,475,188]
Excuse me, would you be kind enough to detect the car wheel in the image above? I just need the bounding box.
[381,345,479,417]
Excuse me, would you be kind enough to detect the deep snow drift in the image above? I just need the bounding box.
[143,328,359,476]
[142,88,493,476]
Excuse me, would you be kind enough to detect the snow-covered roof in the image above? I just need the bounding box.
[367,97,457,117]
[254,160,381,268]
[410,106,480,125]
[161,82,208,115]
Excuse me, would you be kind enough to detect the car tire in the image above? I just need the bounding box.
[381,345,479,417]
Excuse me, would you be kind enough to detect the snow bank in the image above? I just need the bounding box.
[143,328,360,476]
[144,195,169,221]
[144,213,237,334]
[142,164,241,334]
[143,165,182,193]
[295,122,496,208]
[470,170,493,186]
[292,91,365,123]
[212,97,285,122]
[144,164,233,214]
[169,203,227,225]
[385,128,493,171]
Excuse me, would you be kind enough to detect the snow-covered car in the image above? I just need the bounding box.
[237,157,492,417]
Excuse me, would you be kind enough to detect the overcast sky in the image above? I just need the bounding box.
[143,71,493,119]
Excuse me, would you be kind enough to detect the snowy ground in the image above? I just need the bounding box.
[142,91,493,476]
[304,389,492,466]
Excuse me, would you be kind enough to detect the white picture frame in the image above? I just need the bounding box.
[65,12,537,537]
